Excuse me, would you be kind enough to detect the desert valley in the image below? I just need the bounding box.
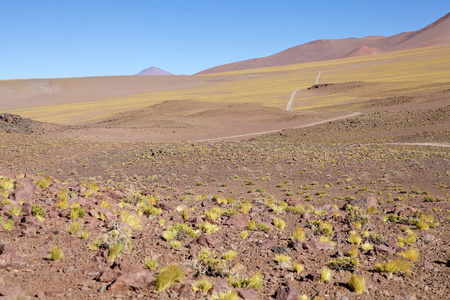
[0,11,449,300]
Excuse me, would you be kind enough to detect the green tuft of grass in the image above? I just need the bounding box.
[192,278,213,293]
[222,250,237,261]
[348,274,365,294]
[375,258,413,275]
[155,264,184,292]
[144,257,158,270]
[319,267,332,283]
[273,218,286,230]
[66,220,83,235]
[48,246,64,261]
[108,242,124,261]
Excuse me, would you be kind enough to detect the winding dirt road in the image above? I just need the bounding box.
[201,111,361,142]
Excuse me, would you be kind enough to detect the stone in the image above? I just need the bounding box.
[224,215,249,228]
[109,270,155,291]
[275,286,298,300]
[287,240,303,251]
[303,241,334,251]
[231,262,247,276]
[375,244,395,254]
[193,235,215,247]
[0,285,25,298]
[353,195,378,210]
[13,178,37,202]
[258,240,276,250]
[301,211,310,220]
[238,288,261,299]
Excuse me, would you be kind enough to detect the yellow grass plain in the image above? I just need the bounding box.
[7,44,450,124]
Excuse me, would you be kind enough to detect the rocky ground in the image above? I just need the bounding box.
[0,99,449,299]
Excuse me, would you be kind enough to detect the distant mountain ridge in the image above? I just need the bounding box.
[135,66,173,76]
[197,12,450,74]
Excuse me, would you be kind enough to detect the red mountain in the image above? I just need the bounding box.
[197,12,450,74]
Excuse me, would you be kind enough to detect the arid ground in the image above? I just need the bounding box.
[0,44,449,300]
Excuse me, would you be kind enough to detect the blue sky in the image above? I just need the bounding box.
[1,1,447,79]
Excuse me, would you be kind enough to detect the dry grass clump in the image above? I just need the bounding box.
[222,250,237,261]
[199,220,220,234]
[191,278,213,293]
[229,272,263,289]
[66,220,83,235]
[273,218,286,230]
[319,267,332,283]
[348,274,365,294]
[292,227,306,241]
[398,247,420,261]
[144,257,158,270]
[375,258,413,275]
[326,257,359,271]
[155,264,184,292]
[274,254,291,263]
[48,246,64,261]
[348,231,362,245]
[292,262,304,274]
[108,241,124,260]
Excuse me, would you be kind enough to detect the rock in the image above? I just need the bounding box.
[109,270,155,291]
[106,189,127,201]
[302,273,320,282]
[284,197,303,206]
[287,240,302,251]
[375,244,395,254]
[21,202,33,216]
[193,235,215,247]
[303,241,334,251]
[155,202,174,211]
[188,216,204,225]
[271,246,291,255]
[13,178,37,202]
[0,285,26,298]
[301,211,310,220]
[258,240,276,250]
[353,195,378,210]
[230,262,247,276]
[394,206,417,217]
[178,284,195,299]
[0,244,27,268]
[238,288,261,299]
[275,286,298,300]
[224,215,249,228]
[213,279,232,294]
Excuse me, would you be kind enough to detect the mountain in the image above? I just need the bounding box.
[197,12,450,74]
[135,66,173,76]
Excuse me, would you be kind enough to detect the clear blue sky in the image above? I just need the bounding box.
[1,1,447,79]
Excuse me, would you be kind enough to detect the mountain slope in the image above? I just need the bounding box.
[135,66,173,76]
[197,12,450,74]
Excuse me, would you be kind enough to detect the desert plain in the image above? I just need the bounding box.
[0,18,449,300]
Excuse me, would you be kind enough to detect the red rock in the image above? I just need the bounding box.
[275,287,298,300]
[188,216,204,225]
[258,240,276,250]
[284,197,303,206]
[303,241,334,251]
[353,195,378,210]
[0,244,27,268]
[21,202,33,216]
[13,178,37,202]
[109,270,154,291]
[213,279,232,294]
[106,189,127,201]
[238,288,261,299]
[224,215,249,228]
[0,285,25,298]
[194,235,215,247]
[375,244,395,254]
[301,211,310,220]
[96,268,120,283]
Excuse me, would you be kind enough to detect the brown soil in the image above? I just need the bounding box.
[0,81,449,300]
